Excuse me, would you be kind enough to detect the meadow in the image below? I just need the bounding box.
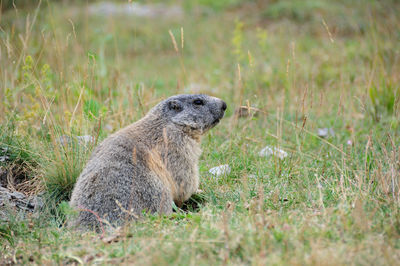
[0,0,399,264]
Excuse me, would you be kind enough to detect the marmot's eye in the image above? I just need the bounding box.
[193,99,204,106]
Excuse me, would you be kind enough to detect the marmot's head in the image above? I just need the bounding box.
[151,94,226,135]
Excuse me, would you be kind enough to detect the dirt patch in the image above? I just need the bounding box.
[180,193,207,213]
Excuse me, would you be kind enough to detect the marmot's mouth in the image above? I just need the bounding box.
[212,118,220,126]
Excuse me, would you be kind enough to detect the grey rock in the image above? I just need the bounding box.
[29,196,44,210]
[10,190,25,200]
[317,128,335,138]
[0,146,10,162]
[259,146,288,159]
[209,164,231,177]
[0,155,9,162]
[0,186,43,220]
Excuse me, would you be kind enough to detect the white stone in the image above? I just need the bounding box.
[209,164,231,176]
[317,128,335,138]
[259,146,288,159]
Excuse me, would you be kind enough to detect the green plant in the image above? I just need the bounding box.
[264,0,334,22]
[368,82,399,122]
[184,0,244,11]
[43,138,93,206]
[0,119,39,190]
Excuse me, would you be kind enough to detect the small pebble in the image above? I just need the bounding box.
[0,155,9,162]
[259,146,288,159]
[209,164,231,176]
[317,128,335,138]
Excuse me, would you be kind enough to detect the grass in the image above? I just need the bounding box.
[1,0,399,264]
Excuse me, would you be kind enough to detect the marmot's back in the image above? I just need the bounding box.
[69,94,227,229]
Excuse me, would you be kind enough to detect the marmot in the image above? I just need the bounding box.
[69,94,226,228]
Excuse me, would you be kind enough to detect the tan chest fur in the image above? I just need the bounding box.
[144,134,202,205]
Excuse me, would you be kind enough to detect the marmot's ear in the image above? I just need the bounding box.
[168,100,182,112]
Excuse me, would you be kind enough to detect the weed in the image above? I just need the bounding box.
[43,135,94,207]
[368,82,399,122]
[0,119,38,191]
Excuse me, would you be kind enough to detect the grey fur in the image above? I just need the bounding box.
[69,94,226,229]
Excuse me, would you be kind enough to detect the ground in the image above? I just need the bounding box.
[0,0,399,264]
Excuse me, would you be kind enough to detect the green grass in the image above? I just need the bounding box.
[1,0,399,264]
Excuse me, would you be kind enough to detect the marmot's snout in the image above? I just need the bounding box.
[213,100,227,124]
[204,97,226,129]
[221,101,227,111]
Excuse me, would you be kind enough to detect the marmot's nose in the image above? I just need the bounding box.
[221,101,227,111]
